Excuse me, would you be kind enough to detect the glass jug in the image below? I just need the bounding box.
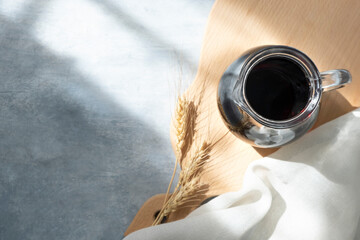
[217,46,351,148]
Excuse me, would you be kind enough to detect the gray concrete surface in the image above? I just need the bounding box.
[0,0,214,239]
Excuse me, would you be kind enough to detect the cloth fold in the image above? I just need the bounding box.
[125,109,360,240]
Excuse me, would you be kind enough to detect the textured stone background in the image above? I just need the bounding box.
[0,0,214,239]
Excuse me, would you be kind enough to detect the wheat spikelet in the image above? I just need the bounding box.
[174,96,197,166]
[182,142,211,180]
[175,95,188,159]
[174,141,210,191]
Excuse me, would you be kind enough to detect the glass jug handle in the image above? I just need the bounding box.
[321,69,351,92]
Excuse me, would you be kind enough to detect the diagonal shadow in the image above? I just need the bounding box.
[89,0,197,73]
[17,0,52,30]
[0,13,175,240]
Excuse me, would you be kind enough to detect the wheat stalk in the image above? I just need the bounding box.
[153,175,203,225]
[160,176,203,217]
[153,142,211,225]
[162,95,190,209]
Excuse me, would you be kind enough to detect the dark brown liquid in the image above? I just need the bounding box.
[245,57,310,121]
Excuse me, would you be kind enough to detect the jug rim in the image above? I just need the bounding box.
[237,45,322,129]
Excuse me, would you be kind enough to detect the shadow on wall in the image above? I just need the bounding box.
[0,9,175,240]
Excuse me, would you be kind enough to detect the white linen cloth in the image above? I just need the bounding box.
[124,108,360,240]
